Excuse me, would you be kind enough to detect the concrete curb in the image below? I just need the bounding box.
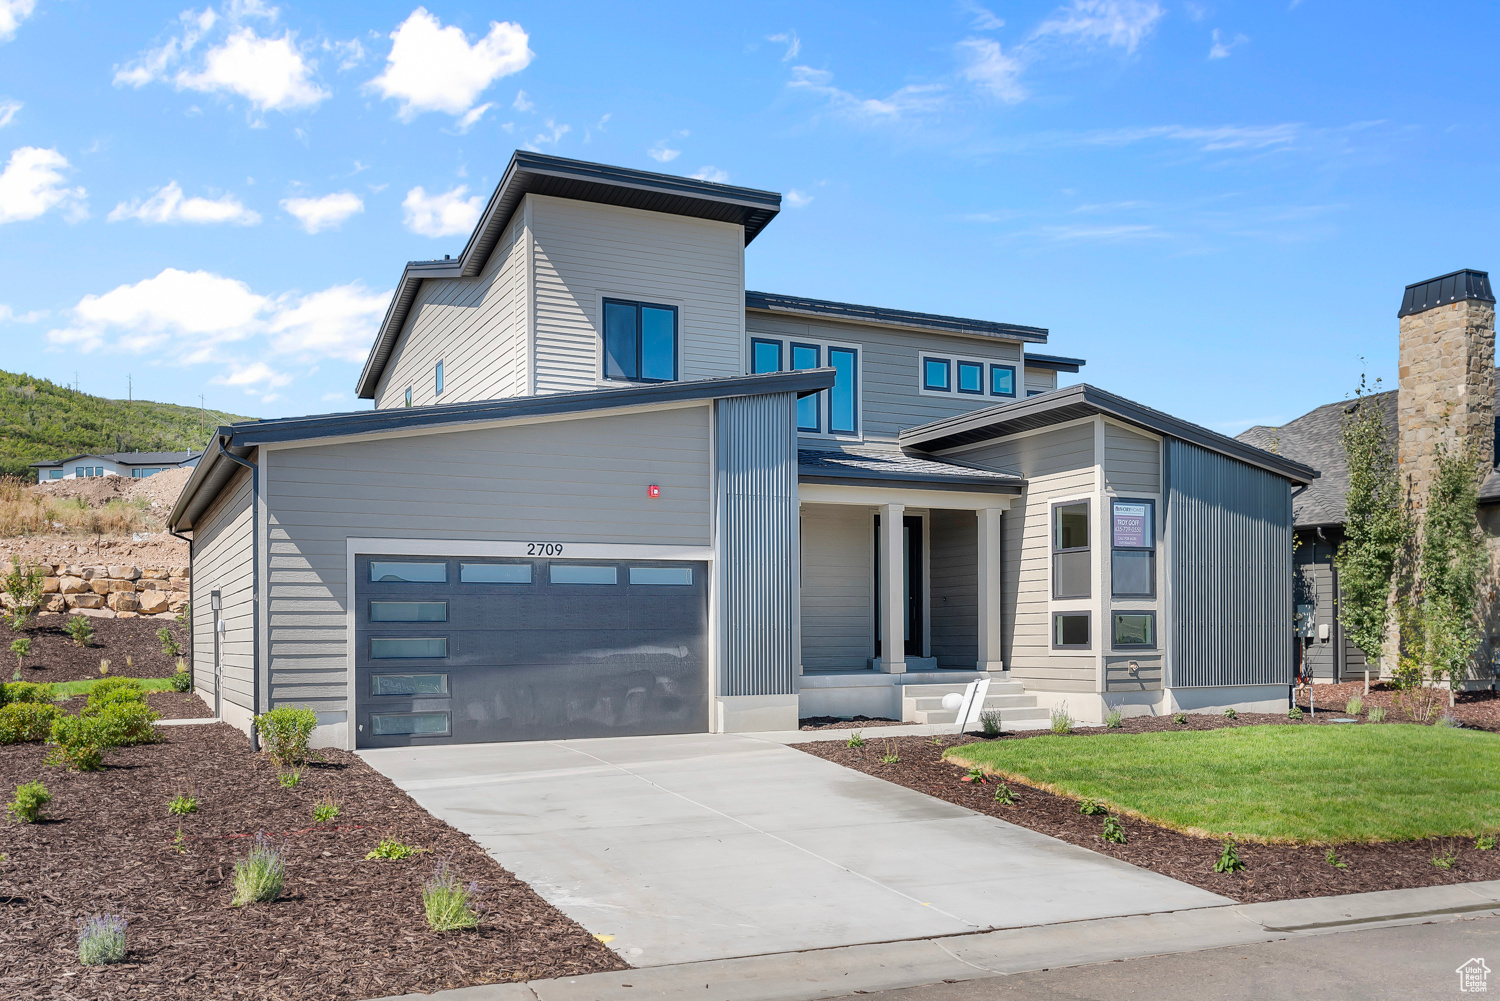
[367,880,1500,1001]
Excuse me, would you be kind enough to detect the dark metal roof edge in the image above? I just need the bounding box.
[355,260,463,398]
[746,290,1049,343]
[900,383,1317,485]
[1398,268,1495,317]
[178,370,834,527]
[1025,353,1087,373]
[798,470,1024,494]
[30,450,201,467]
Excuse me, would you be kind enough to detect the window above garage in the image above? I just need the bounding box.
[604,299,679,383]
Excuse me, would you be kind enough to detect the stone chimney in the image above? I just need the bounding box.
[1396,269,1496,502]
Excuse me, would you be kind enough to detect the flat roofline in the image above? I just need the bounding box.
[745,290,1048,344]
[1024,353,1086,373]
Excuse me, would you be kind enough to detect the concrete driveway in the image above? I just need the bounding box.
[359,733,1229,968]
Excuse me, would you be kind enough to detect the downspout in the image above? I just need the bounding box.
[215,438,261,753]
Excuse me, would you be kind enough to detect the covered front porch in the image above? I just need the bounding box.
[794,448,1040,724]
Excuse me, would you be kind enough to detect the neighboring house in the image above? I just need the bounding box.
[168,151,1311,750]
[1238,269,1500,686]
[31,450,201,482]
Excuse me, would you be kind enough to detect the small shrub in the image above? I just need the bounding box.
[962,766,987,784]
[86,678,145,711]
[1105,708,1123,729]
[63,616,94,648]
[170,661,191,693]
[1432,846,1459,870]
[7,780,50,823]
[878,740,899,764]
[278,768,303,789]
[423,861,480,932]
[3,681,53,706]
[1214,840,1246,873]
[254,706,319,768]
[1101,814,1126,844]
[9,637,29,673]
[1476,834,1496,851]
[979,709,1003,736]
[232,834,285,905]
[1324,848,1348,869]
[845,730,865,749]
[313,795,341,824]
[1079,798,1107,816]
[173,826,187,854]
[77,912,127,966]
[1368,705,1387,723]
[47,715,108,771]
[0,701,62,744]
[1223,708,1238,720]
[1172,712,1188,725]
[1288,705,1304,720]
[993,783,1015,805]
[1436,713,1462,729]
[168,793,198,816]
[3,561,45,630]
[1345,696,1364,716]
[366,837,427,861]
[1049,702,1073,734]
[157,626,183,658]
[86,701,159,747]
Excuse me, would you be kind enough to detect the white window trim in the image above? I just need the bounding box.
[918,350,1019,400]
[1046,491,1096,657]
[749,333,864,442]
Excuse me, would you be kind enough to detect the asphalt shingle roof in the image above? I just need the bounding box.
[798,446,1023,489]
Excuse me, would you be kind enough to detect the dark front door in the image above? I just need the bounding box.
[874,515,923,657]
[354,556,710,747]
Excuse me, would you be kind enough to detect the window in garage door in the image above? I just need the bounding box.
[354,556,710,748]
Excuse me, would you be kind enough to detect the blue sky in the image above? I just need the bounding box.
[0,0,1495,432]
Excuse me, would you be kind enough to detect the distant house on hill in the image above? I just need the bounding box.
[30,450,201,482]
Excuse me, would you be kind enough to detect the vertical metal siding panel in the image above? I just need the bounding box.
[1167,440,1293,688]
[717,393,797,696]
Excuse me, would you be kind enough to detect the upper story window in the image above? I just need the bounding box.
[920,352,1018,400]
[435,359,445,396]
[604,299,678,383]
[1052,500,1090,599]
[751,335,860,438]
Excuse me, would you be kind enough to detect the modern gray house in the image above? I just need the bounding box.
[32,450,200,481]
[168,151,1313,749]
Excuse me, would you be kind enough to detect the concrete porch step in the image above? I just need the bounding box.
[910,694,1037,711]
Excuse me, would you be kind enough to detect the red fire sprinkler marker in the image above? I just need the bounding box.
[647,484,660,499]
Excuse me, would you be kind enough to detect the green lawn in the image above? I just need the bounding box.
[49,677,178,699]
[945,725,1500,845]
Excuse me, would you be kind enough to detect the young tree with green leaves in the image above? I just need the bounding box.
[1,560,45,632]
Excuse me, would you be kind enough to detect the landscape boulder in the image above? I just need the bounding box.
[107,565,141,580]
[67,593,104,609]
[57,576,87,594]
[109,592,139,612]
[137,591,170,615]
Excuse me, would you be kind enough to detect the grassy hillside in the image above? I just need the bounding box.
[0,369,253,478]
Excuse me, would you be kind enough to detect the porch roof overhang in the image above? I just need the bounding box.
[797,447,1023,502]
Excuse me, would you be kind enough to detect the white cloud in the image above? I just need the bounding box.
[402,184,481,237]
[267,282,387,361]
[961,1,1006,30]
[0,98,19,128]
[959,38,1025,103]
[114,8,218,88]
[452,102,493,134]
[690,166,730,184]
[785,189,813,208]
[0,303,47,323]
[768,31,800,61]
[1033,0,1165,53]
[1084,123,1298,150]
[787,65,945,122]
[1209,29,1248,59]
[108,181,260,226]
[281,190,363,233]
[526,119,569,149]
[176,26,328,112]
[0,147,87,224]
[512,89,534,112]
[0,0,35,43]
[325,37,365,71]
[648,142,680,163]
[368,7,533,120]
[44,267,391,377]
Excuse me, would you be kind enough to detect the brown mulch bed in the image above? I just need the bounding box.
[1297,680,1500,732]
[0,723,625,1000]
[795,719,1500,905]
[143,691,213,720]
[798,715,904,730]
[8,615,189,683]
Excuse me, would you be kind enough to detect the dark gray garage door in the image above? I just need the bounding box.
[354,556,710,747]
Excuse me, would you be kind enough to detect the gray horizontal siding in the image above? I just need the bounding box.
[929,510,978,671]
[1105,655,1163,691]
[799,504,873,670]
[190,466,255,716]
[264,406,713,717]
[1103,422,1159,495]
[1167,439,1293,688]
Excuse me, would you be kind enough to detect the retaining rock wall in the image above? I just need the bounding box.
[1,563,189,619]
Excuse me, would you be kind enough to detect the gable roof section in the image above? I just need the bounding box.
[356,152,783,400]
[172,368,834,532]
[745,290,1048,344]
[900,383,1315,484]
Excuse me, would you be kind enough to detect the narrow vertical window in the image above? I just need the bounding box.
[404,387,412,408]
[957,360,984,395]
[923,357,951,392]
[603,300,637,381]
[1052,501,1090,599]
[1110,498,1156,597]
[434,359,444,396]
[828,347,858,435]
[751,338,783,375]
[791,342,821,432]
[640,306,676,381]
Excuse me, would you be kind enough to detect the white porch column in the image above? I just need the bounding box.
[879,502,906,674]
[976,507,1005,672]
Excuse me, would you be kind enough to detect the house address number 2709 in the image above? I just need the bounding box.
[527,542,564,556]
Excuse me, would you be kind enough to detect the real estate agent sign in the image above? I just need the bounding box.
[1112,501,1151,549]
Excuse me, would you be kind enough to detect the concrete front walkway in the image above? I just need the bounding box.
[359,733,1227,968]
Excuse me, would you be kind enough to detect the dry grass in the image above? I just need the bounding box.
[0,478,161,539]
